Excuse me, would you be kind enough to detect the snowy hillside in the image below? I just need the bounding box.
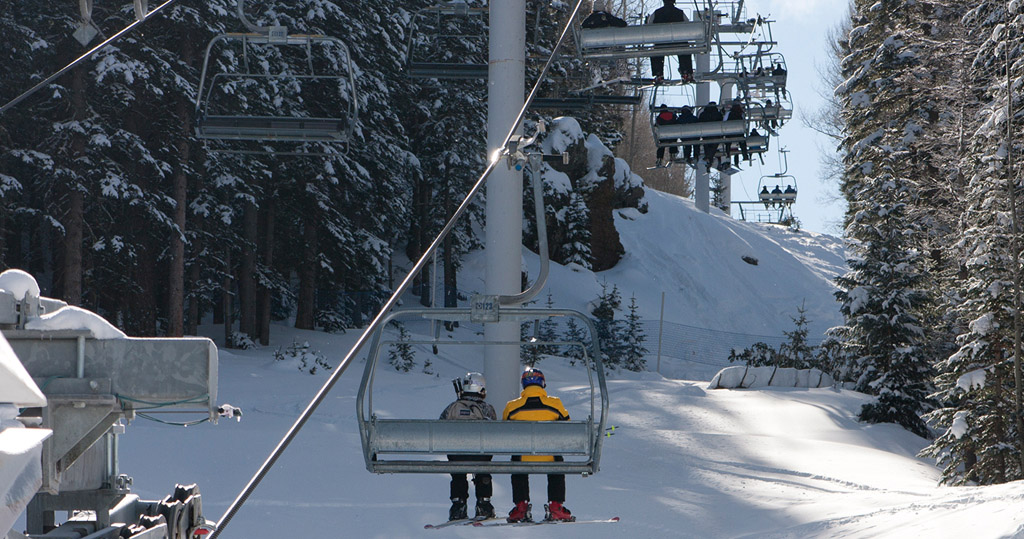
[461,187,847,379]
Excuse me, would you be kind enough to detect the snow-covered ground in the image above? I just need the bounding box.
[116,328,1024,538]
[13,187,1024,538]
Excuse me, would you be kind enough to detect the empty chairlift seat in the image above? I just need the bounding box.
[579,20,711,60]
[406,2,489,80]
[194,33,359,147]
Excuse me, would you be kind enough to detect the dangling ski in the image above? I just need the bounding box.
[421,518,501,528]
[472,516,620,528]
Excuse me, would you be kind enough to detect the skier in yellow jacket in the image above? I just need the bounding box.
[502,368,575,523]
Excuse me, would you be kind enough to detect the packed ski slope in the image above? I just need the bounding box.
[15,187,1024,537]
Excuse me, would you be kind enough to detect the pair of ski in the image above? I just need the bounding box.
[426,516,620,529]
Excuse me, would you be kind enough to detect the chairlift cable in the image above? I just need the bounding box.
[0,0,180,116]
[209,0,588,536]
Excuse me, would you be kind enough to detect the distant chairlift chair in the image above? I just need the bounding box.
[194,5,358,150]
[406,2,489,80]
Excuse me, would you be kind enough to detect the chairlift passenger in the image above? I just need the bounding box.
[582,0,627,29]
[724,101,749,166]
[677,105,698,164]
[655,104,679,167]
[646,0,694,82]
[697,101,723,172]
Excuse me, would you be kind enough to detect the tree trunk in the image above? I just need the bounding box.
[62,65,87,306]
[186,257,200,336]
[223,247,234,347]
[239,200,258,338]
[257,198,275,345]
[295,218,318,330]
[168,98,190,337]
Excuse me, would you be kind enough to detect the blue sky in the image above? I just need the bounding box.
[732,0,850,235]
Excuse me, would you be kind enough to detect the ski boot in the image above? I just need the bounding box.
[449,498,468,521]
[475,497,495,519]
[544,501,575,522]
[507,500,532,523]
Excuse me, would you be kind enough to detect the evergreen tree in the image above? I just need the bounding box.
[922,0,1024,484]
[592,281,625,368]
[622,295,648,372]
[563,191,593,269]
[563,316,588,366]
[538,291,560,355]
[388,323,416,372]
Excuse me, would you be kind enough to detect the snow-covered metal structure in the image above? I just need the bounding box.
[0,270,221,539]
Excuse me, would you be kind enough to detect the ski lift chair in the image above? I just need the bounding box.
[357,308,608,475]
[195,32,358,148]
[406,2,489,79]
[577,15,713,61]
[757,173,796,208]
[736,52,787,95]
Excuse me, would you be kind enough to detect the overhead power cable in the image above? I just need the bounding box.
[0,0,181,115]
[208,0,588,536]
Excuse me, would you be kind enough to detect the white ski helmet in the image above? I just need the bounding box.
[462,372,486,395]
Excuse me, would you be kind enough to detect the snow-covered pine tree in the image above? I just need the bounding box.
[563,316,588,366]
[563,190,593,269]
[538,291,560,355]
[592,281,625,368]
[777,304,817,370]
[833,0,939,437]
[401,0,486,312]
[922,0,1024,484]
[388,323,416,372]
[622,294,647,372]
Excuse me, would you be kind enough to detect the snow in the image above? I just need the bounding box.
[541,117,584,155]
[96,333,1024,538]
[0,427,49,536]
[708,366,834,388]
[0,269,40,301]
[23,305,127,339]
[0,334,46,408]
[956,369,987,392]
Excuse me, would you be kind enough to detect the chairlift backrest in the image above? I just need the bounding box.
[578,19,712,61]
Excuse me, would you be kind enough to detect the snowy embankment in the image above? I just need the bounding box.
[104,324,1024,538]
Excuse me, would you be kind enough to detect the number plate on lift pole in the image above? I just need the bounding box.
[470,295,500,323]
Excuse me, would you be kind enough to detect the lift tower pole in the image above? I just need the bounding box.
[485,0,526,408]
[694,20,711,214]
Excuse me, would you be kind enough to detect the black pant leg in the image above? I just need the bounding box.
[510,455,530,503]
[473,473,493,499]
[547,474,566,503]
[650,56,665,78]
[679,54,693,74]
[547,456,566,502]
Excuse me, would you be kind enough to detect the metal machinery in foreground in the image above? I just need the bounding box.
[0,273,224,539]
[406,1,489,79]
[194,0,358,151]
